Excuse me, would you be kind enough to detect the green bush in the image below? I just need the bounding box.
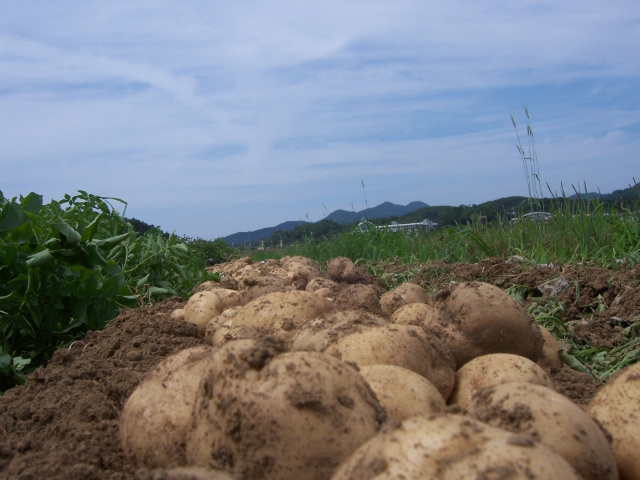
[184,237,238,266]
[0,190,215,391]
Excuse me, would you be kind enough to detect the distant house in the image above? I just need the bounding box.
[358,218,438,233]
[511,212,552,223]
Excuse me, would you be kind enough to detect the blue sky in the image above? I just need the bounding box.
[2,1,639,239]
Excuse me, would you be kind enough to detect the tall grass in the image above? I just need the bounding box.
[252,192,639,269]
[512,107,543,202]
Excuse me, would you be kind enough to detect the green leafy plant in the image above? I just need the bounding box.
[184,237,239,266]
[0,190,216,391]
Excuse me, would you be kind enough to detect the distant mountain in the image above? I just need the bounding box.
[224,220,310,246]
[221,183,640,246]
[223,201,428,245]
[325,201,429,225]
[606,183,640,201]
[568,183,640,202]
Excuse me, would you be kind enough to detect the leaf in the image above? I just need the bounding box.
[81,244,107,267]
[20,193,43,213]
[0,354,10,370]
[26,249,54,267]
[80,213,103,242]
[171,243,189,254]
[58,317,87,334]
[92,232,131,248]
[52,217,81,245]
[102,273,125,296]
[149,286,170,295]
[136,274,150,288]
[12,356,31,371]
[103,262,123,276]
[0,202,25,231]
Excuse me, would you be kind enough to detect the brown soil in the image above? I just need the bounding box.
[1,257,639,479]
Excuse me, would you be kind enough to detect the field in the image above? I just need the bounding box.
[0,254,638,478]
[1,189,639,478]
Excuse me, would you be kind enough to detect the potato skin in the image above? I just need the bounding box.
[334,284,384,315]
[358,364,446,422]
[390,302,437,326]
[467,382,618,480]
[189,284,244,309]
[135,466,234,480]
[183,291,224,337]
[587,361,640,480]
[327,256,362,283]
[240,275,293,303]
[306,277,340,296]
[210,323,260,348]
[290,310,389,352]
[281,259,321,289]
[203,306,242,346]
[448,353,553,407]
[426,282,544,367]
[120,346,217,468]
[331,414,582,480]
[325,324,456,400]
[231,290,334,344]
[536,324,564,371]
[186,338,385,480]
[379,283,429,318]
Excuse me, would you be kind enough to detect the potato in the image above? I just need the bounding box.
[239,275,293,303]
[379,282,429,318]
[327,256,362,283]
[334,284,384,315]
[136,466,234,480]
[120,346,217,468]
[290,310,389,352]
[170,308,185,322]
[587,361,640,480]
[358,364,446,421]
[311,287,335,301]
[183,291,224,337]
[190,280,219,295]
[186,338,386,480]
[231,290,334,344]
[210,323,260,348]
[448,353,553,407]
[426,282,544,367]
[325,324,456,399]
[208,256,253,277]
[261,258,282,268]
[203,306,242,346]
[331,414,582,479]
[237,257,318,290]
[305,277,340,295]
[467,382,618,480]
[536,324,564,371]
[204,287,244,309]
[390,302,437,326]
[231,262,266,286]
[281,259,321,289]
[306,277,340,301]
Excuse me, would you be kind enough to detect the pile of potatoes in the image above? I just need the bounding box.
[120,256,639,479]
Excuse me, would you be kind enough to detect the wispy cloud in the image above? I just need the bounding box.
[1,1,639,238]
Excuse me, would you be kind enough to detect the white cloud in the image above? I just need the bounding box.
[1,1,639,238]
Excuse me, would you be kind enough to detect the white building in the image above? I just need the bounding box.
[358,218,438,233]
